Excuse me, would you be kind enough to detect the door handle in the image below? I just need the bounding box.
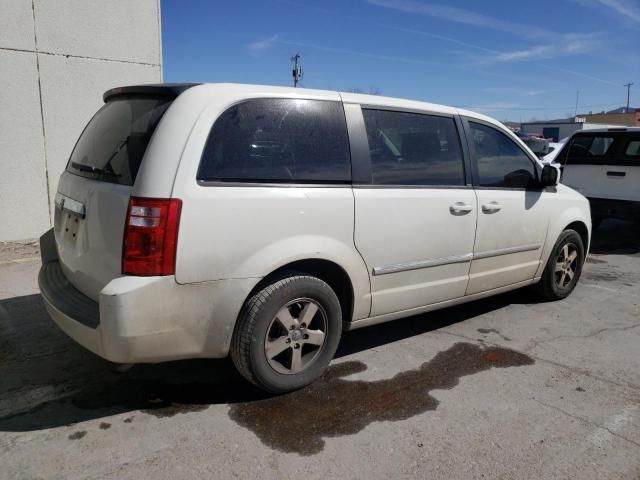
[606,171,625,177]
[450,202,473,215]
[482,201,502,214]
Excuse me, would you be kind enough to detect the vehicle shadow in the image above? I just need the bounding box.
[589,219,640,255]
[0,287,536,433]
[3,221,634,433]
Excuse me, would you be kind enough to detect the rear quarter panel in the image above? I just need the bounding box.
[169,85,372,321]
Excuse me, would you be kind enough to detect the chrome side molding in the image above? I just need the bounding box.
[372,243,542,276]
[472,243,541,260]
[372,253,473,276]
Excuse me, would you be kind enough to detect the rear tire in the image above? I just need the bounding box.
[535,229,585,301]
[230,272,342,394]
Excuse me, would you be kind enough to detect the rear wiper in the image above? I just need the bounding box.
[71,162,120,177]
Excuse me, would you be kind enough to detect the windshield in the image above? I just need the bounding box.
[66,97,171,186]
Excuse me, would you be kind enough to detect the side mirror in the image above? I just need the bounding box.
[540,164,559,187]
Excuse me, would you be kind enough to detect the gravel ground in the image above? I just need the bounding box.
[0,220,639,480]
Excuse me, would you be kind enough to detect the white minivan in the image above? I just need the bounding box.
[40,83,591,393]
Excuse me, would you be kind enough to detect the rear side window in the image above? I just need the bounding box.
[567,135,615,160]
[562,134,640,166]
[625,140,640,157]
[198,99,351,183]
[361,109,465,186]
[66,97,171,186]
[469,122,537,188]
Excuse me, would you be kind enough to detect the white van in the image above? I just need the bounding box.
[553,128,640,229]
[39,83,591,393]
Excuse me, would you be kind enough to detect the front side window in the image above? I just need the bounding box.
[470,122,536,188]
[361,109,465,186]
[198,99,350,183]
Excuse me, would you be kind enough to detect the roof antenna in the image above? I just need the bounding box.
[291,53,303,87]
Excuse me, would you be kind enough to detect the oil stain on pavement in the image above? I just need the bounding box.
[228,342,534,456]
[477,328,512,341]
[68,430,86,440]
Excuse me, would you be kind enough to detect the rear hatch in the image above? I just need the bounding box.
[54,94,173,301]
[559,131,640,202]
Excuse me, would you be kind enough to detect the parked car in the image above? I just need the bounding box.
[553,128,640,229]
[515,130,550,156]
[39,83,591,393]
[542,137,568,163]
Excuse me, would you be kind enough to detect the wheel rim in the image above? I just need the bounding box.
[554,242,579,289]
[264,298,328,375]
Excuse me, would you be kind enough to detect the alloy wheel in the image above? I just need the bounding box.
[554,243,579,289]
[264,298,328,375]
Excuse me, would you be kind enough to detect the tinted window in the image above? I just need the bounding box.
[361,109,465,185]
[198,99,350,183]
[66,98,171,186]
[567,135,614,159]
[562,134,640,166]
[470,122,536,188]
[625,140,640,157]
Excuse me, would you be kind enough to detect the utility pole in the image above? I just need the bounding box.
[291,53,303,87]
[624,82,633,113]
[574,90,580,118]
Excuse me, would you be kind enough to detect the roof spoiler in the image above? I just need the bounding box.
[103,83,200,102]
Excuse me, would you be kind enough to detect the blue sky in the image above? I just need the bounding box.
[162,0,639,122]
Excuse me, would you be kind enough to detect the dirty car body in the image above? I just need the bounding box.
[39,83,591,393]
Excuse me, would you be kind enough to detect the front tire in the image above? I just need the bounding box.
[535,229,585,301]
[230,273,342,394]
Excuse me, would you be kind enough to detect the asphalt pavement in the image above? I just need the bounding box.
[1,221,638,479]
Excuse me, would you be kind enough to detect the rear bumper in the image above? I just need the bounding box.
[39,261,102,356]
[38,230,256,363]
[589,198,640,222]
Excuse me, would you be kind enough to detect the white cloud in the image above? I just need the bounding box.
[572,0,640,24]
[365,0,555,39]
[270,0,617,87]
[597,0,640,22]
[493,34,600,62]
[483,87,548,97]
[366,0,604,65]
[248,35,280,52]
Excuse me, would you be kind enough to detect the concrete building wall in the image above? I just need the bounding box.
[0,0,162,241]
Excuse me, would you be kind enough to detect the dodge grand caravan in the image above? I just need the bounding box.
[39,83,591,393]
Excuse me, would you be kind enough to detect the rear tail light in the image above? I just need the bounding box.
[122,197,182,276]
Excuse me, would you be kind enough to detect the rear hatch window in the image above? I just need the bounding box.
[66,97,171,185]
